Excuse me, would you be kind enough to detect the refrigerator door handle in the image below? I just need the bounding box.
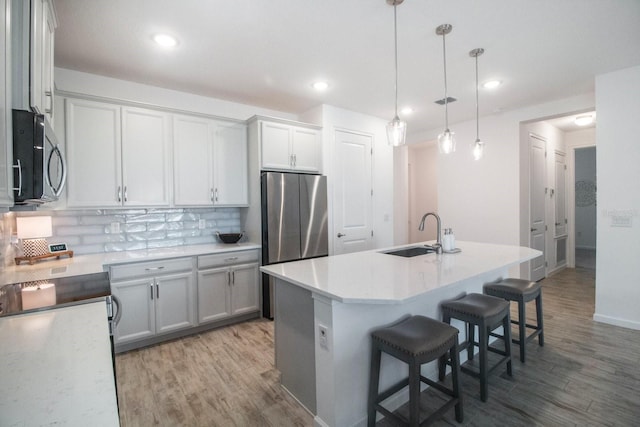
[337,233,346,238]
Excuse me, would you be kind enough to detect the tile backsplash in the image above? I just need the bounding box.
[1,208,243,265]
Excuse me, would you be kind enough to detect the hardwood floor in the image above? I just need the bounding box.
[116,267,640,426]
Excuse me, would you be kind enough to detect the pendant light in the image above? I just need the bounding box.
[386,0,406,147]
[470,48,485,160]
[436,24,454,154]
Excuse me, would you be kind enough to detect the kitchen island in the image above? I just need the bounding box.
[261,241,540,427]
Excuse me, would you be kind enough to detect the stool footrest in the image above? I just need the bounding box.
[375,378,409,404]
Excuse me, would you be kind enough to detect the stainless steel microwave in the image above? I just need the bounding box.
[12,110,67,205]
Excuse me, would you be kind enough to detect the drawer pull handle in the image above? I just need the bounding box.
[145,266,165,271]
[224,257,239,262]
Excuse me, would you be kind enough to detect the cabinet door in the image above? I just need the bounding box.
[213,123,248,206]
[29,0,56,121]
[260,121,291,170]
[41,0,55,123]
[111,277,156,344]
[122,107,171,206]
[291,126,321,172]
[173,115,214,206]
[0,0,13,207]
[197,268,231,324]
[155,271,197,334]
[230,263,259,315]
[65,99,122,207]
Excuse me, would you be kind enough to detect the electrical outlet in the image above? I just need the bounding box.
[198,219,206,229]
[318,324,329,350]
[110,222,120,233]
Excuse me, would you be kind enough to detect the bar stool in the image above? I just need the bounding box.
[439,293,512,402]
[368,315,463,426]
[483,278,544,363]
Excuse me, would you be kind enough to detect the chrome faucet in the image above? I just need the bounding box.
[418,212,443,254]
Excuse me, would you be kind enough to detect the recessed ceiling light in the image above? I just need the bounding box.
[482,80,502,89]
[312,81,329,91]
[153,34,178,48]
[574,115,594,126]
[401,107,414,115]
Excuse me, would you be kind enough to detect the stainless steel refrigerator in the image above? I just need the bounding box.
[261,171,328,318]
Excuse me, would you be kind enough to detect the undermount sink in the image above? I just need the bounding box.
[382,246,435,258]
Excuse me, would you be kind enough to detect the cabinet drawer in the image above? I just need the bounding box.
[198,250,259,270]
[110,257,194,281]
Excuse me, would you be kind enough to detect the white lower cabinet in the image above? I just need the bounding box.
[110,258,196,346]
[197,250,260,325]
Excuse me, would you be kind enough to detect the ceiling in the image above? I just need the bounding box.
[53,0,640,136]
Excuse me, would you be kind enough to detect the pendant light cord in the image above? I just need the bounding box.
[442,31,449,129]
[393,4,399,117]
[475,54,479,139]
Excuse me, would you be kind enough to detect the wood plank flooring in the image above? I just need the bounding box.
[116,267,640,426]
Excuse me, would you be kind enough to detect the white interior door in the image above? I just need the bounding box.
[530,134,547,281]
[554,151,567,236]
[333,129,373,255]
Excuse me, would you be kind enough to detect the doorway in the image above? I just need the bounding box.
[574,147,597,269]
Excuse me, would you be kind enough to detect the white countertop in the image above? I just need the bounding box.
[261,241,541,304]
[0,301,120,426]
[0,242,261,285]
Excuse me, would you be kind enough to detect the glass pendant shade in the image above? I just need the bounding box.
[387,116,407,147]
[438,129,456,154]
[473,138,484,160]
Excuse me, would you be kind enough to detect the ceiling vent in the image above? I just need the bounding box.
[435,97,457,105]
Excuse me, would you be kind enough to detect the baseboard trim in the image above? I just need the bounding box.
[593,313,640,331]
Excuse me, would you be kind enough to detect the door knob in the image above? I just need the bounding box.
[337,233,346,238]
[530,228,536,232]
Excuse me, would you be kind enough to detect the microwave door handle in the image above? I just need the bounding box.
[12,159,23,196]
[49,145,67,197]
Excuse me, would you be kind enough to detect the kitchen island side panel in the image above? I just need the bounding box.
[274,278,316,414]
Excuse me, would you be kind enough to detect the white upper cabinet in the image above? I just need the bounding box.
[259,119,322,173]
[29,0,56,123]
[173,115,213,206]
[1,0,13,207]
[66,98,122,207]
[66,99,170,208]
[213,123,248,206]
[173,115,248,207]
[121,107,171,206]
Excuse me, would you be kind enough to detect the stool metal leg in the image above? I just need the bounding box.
[536,292,545,347]
[518,297,526,363]
[409,360,421,427]
[367,345,382,427]
[467,323,475,361]
[503,311,513,376]
[450,343,463,423]
[479,321,489,402]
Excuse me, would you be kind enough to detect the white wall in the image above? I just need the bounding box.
[594,65,640,330]
[408,142,438,243]
[55,68,296,121]
[402,94,592,246]
[300,105,395,252]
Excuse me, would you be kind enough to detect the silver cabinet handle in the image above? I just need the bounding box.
[144,266,165,271]
[231,270,235,285]
[117,186,122,202]
[150,282,154,300]
[12,160,23,196]
[210,188,215,202]
[293,154,297,168]
[214,188,219,202]
[156,282,160,298]
[224,257,239,262]
[337,233,346,238]
[124,186,128,202]
[227,271,231,285]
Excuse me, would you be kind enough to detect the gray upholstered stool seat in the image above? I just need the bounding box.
[483,278,544,363]
[368,315,463,426]
[439,293,513,402]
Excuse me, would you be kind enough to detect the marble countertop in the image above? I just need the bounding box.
[0,301,120,426]
[261,241,541,304]
[0,242,261,285]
